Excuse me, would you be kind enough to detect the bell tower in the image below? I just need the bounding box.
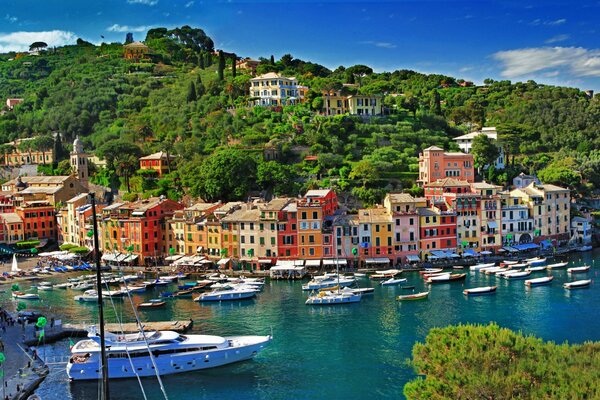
[70,136,88,188]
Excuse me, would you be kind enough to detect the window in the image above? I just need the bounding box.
[259,237,265,245]
[312,211,318,219]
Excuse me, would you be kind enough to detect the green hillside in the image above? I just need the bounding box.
[1,26,599,204]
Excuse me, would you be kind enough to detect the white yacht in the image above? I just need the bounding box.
[305,287,362,305]
[67,328,271,380]
[302,275,355,291]
[194,288,257,302]
[75,290,98,302]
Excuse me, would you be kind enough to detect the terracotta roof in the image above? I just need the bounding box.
[5,176,71,186]
[426,178,471,188]
[385,193,415,203]
[423,146,444,151]
[124,41,148,48]
[261,198,292,211]
[139,151,173,161]
[1,213,22,224]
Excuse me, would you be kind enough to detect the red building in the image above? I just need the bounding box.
[418,203,457,259]
[16,201,56,241]
[277,201,298,259]
[297,189,338,260]
[139,152,175,176]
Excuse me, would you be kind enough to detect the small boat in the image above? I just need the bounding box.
[546,262,568,270]
[502,270,531,280]
[419,268,444,275]
[397,291,429,301]
[463,286,497,296]
[104,290,125,298]
[380,277,407,286]
[302,276,355,291]
[525,276,554,286]
[173,288,194,298]
[352,273,367,278]
[526,266,546,272]
[526,257,546,266]
[74,290,98,302]
[484,267,508,275]
[500,260,519,267]
[138,299,166,309]
[470,263,496,271]
[426,273,467,284]
[509,263,529,269]
[38,285,54,291]
[567,265,590,274]
[563,279,591,289]
[12,291,40,300]
[194,288,257,302]
[350,287,374,295]
[55,283,70,289]
[375,269,400,275]
[72,283,94,291]
[122,285,146,293]
[422,272,450,279]
[452,266,464,270]
[576,245,593,252]
[305,289,362,305]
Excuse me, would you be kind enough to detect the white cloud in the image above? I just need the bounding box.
[494,46,600,78]
[127,0,158,6]
[547,18,566,26]
[545,34,570,44]
[0,30,76,53]
[185,1,194,8]
[107,24,151,33]
[5,14,18,23]
[359,40,397,49]
[459,66,473,73]
[529,18,567,26]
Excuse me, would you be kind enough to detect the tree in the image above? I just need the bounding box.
[184,149,257,202]
[29,42,48,52]
[497,123,524,167]
[198,52,205,69]
[349,160,380,188]
[405,323,600,399]
[538,163,580,188]
[125,33,134,44]
[114,154,138,192]
[430,89,442,115]
[196,75,205,97]
[256,160,298,196]
[218,50,225,81]
[471,134,499,174]
[186,81,197,102]
[346,65,373,87]
[96,140,141,171]
[231,54,237,78]
[270,55,275,65]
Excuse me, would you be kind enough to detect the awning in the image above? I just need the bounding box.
[365,257,390,264]
[304,259,321,267]
[322,259,348,266]
[293,260,305,266]
[502,246,518,253]
[431,250,448,259]
[165,254,184,262]
[217,258,231,265]
[196,246,204,253]
[480,251,493,255]
[463,249,479,257]
[540,240,554,248]
[406,255,420,262]
[199,259,213,264]
[487,221,498,229]
[512,243,539,251]
[240,257,254,262]
[258,259,273,264]
[121,254,139,263]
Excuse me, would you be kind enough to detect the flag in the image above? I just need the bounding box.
[69,339,75,350]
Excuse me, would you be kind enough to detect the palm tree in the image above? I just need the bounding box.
[115,154,138,192]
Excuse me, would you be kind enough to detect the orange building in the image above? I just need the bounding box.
[0,213,24,243]
[123,41,149,61]
[418,146,474,185]
[297,189,338,260]
[139,152,175,176]
[16,200,56,241]
[358,207,394,267]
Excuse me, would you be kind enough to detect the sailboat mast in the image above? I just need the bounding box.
[90,193,110,400]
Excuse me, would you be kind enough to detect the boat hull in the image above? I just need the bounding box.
[67,336,271,380]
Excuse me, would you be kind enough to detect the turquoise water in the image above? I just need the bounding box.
[3,251,600,400]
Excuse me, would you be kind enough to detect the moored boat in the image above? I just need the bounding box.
[426,273,466,284]
[74,290,98,302]
[12,291,40,300]
[397,291,429,301]
[526,257,546,266]
[419,268,444,275]
[546,262,568,270]
[137,299,166,309]
[194,288,257,302]
[576,245,593,252]
[563,279,591,289]
[567,265,590,274]
[463,286,497,296]
[380,277,407,286]
[502,270,532,280]
[470,262,496,271]
[525,266,546,272]
[305,289,361,305]
[524,276,554,286]
[484,267,508,275]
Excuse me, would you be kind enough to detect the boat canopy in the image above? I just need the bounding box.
[511,243,539,251]
[365,257,390,264]
[463,249,479,257]
[406,254,420,262]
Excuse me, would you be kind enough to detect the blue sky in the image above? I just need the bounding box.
[2,0,600,91]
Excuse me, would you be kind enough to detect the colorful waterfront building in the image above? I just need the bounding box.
[357,207,394,267]
[500,194,534,246]
[16,200,56,241]
[418,146,474,185]
[0,213,24,243]
[332,214,359,267]
[60,193,89,246]
[297,190,338,260]
[166,210,186,255]
[418,203,457,259]
[259,198,292,263]
[383,193,425,263]
[199,202,242,260]
[180,202,221,256]
[471,182,503,253]
[277,201,298,259]
[99,197,183,265]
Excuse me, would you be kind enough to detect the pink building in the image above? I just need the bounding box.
[383,193,426,263]
[418,146,474,185]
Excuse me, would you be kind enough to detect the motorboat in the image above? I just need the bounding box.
[567,265,590,274]
[526,257,546,266]
[375,269,400,275]
[463,286,497,296]
[121,285,146,294]
[396,291,429,301]
[546,262,568,270]
[422,272,449,279]
[500,260,519,267]
[103,289,125,298]
[301,275,355,291]
[452,266,464,270]
[576,245,593,252]
[484,267,509,275]
[38,284,54,291]
[502,270,532,280]
[305,289,362,305]
[72,283,94,291]
[194,288,257,302]
[74,290,98,302]
[67,328,271,380]
[525,266,547,272]
[563,279,591,289]
[509,263,529,269]
[524,276,554,286]
[12,291,40,300]
[419,268,444,275]
[55,283,70,289]
[426,273,466,284]
[137,299,167,309]
[469,263,495,271]
[380,277,407,286]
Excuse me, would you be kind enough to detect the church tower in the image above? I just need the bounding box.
[70,136,88,188]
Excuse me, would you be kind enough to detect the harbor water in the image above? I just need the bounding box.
[4,251,600,400]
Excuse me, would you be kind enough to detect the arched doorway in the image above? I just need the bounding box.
[519,233,532,244]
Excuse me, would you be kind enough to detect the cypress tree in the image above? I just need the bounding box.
[205,53,212,67]
[198,53,205,69]
[218,50,225,81]
[196,75,205,97]
[187,81,197,102]
[231,54,237,78]
[270,55,275,65]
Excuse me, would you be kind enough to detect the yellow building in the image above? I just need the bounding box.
[346,95,384,116]
[123,41,149,61]
[166,210,186,255]
[471,182,503,252]
[358,207,393,267]
[249,72,308,106]
[1,138,54,167]
[60,193,89,246]
[322,90,348,115]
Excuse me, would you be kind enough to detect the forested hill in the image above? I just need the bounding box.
[1,26,599,205]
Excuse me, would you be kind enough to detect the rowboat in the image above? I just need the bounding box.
[525,266,546,272]
[375,269,400,275]
[12,291,40,300]
[509,263,529,269]
[567,265,590,274]
[469,263,496,271]
[422,272,450,279]
[452,266,464,270]
[524,276,553,286]
[137,299,166,309]
[463,286,497,296]
[397,291,429,301]
[426,273,466,284]
[484,267,508,275]
[502,270,531,280]
[380,277,407,286]
[526,257,546,266]
[419,268,444,275]
[546,262,568,270]
[563,279,591,289]
[500,260,519,267]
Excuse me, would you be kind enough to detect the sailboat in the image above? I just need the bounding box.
[67,194,272,387]
[305,253,361,305]
[11,254,21,274]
